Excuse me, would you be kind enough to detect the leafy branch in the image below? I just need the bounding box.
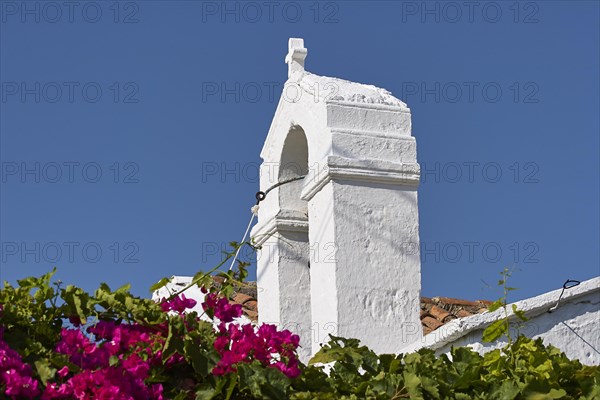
[482,267,528,344]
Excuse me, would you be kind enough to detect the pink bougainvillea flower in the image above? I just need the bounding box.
[210,321,301,378]
[214,298,243,322]
[202,293,242,322]
[198,289,301,378]
[1,280,302,400]
[57,366,69,379]
[0,337,40,399]
[49,325,165,400]
[160,293,197,314]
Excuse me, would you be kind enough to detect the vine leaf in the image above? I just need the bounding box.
[149,277,171,293]
[487,299,503,313]
[34,360,56,385]
[512,304,528,321]
[482,319,508,343]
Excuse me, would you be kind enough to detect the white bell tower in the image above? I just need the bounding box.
[251,38,422,361]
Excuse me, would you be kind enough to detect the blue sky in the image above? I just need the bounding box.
[1,1,598,303]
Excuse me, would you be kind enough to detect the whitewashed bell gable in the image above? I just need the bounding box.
[251,38,422,361]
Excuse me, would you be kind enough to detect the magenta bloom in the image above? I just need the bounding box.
[200,291,301,378]
[0,334,40,399]
[211,322,301,378]
[1,282,303,400]
[214,298,243,322]
[49,326,164,400]
[160,294,197,314]
[202,293,243,322]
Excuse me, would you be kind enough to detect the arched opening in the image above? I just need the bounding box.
[278,126,309,215]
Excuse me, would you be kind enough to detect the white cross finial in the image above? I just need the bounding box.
[285,38,307,78]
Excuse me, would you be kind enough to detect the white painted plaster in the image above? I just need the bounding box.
[399,277,600,366]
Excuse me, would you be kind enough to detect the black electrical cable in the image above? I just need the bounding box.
[548,279,581,313]
[255,175,307,205]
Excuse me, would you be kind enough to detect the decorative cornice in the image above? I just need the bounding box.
[331,128,416,141]
[325,99,410,113]
[300,156,420,201]
[251,209,308,246]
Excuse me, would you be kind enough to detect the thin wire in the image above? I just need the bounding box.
[227,175,307,272]
[228,213,256,271]
[560,321,600,356]
[543,278,598,355]
[263,175,306,196]
[548,279,581,313]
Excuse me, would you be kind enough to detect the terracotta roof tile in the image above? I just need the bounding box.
[456,309,473,318]
[244,309,258,320]
[244,300,257,310]
[218,280,489,334]
[422,316,444,330]
[432,297,480,307]
[421,295,491,334]
[233,293,254,305]
[429,305,451,322]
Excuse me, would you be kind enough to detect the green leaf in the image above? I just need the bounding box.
[454,393,472,400]
[34,360,56,385]
[526,388,567,399]
[237,363,289,399]
[482,319,508,343]
[225,375,237,400]
[162,318,185,362]
[72,293,86,323]
[184,339,210,377]
[195,388,217,400]
[308,351,335,365]
[512,304,528,321]
[488,299,504,313]
[420,375,440,398]
[493,380,520,399]
[149,277,171,293]
[17,277,38,288]
[115,283,132,294]
[548,389,568,398]
[403,371,424,400]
